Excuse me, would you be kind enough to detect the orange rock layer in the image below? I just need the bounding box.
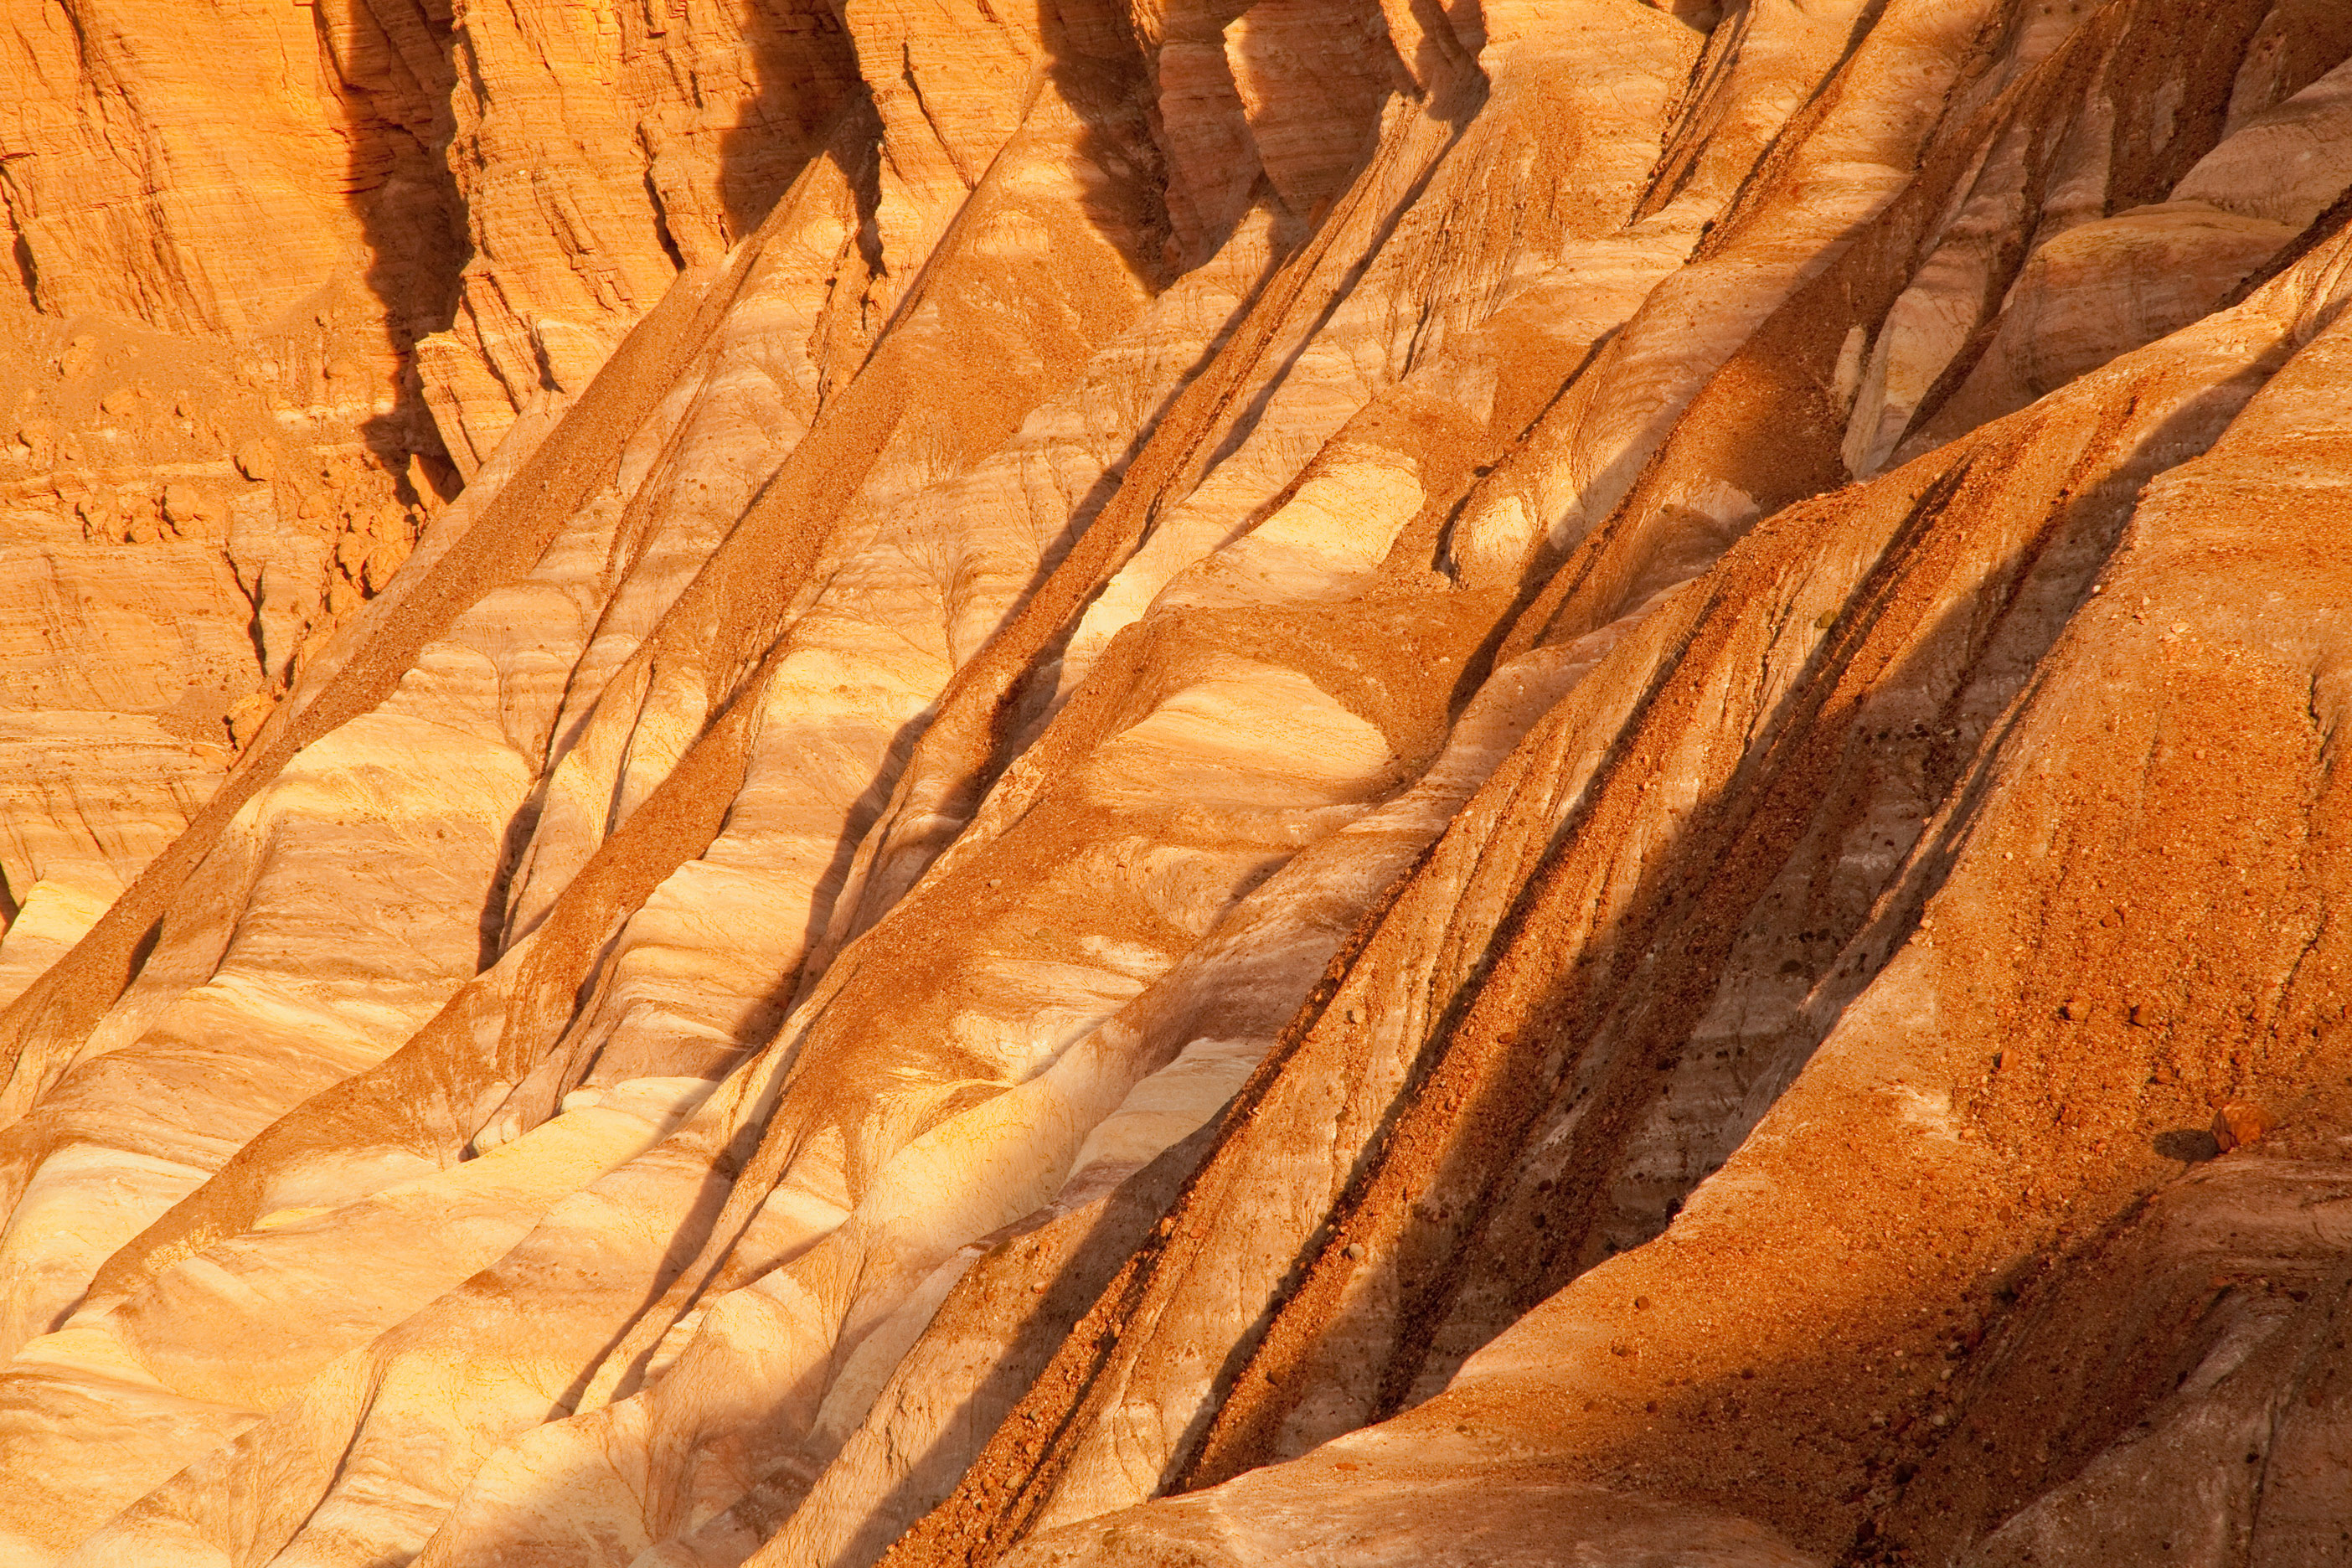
[0,0,2346,1565]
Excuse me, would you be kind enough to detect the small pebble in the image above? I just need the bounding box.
[2212,1101,2272,1153]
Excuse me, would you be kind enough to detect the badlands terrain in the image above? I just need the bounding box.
[2,0,2350,1562]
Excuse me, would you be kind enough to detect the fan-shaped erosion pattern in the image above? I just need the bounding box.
[1,1,2349,1565]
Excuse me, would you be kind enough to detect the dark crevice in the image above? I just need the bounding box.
[324,0,472,481]
[123,914,163,986]
[477,796,544,974]
[640,162,689,273]
[8,229,36,306]
[714,0,866,243]
[2215,176,2352,312]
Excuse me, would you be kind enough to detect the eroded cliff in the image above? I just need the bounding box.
[0,0,2346,1565]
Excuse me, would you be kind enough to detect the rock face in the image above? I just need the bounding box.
[0,1,2349,1565]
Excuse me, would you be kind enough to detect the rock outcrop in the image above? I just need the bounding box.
[0,1,2347,1565]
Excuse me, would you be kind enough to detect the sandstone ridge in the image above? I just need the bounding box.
[0,2,2348,1565]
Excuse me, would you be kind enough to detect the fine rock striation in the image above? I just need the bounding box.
[0,1,2348,1565]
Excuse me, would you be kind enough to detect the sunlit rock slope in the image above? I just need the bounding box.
[2,0,2349,1565]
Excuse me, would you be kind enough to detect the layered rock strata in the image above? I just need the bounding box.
[0,0,855,1003]
[0,1,2348,1566]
